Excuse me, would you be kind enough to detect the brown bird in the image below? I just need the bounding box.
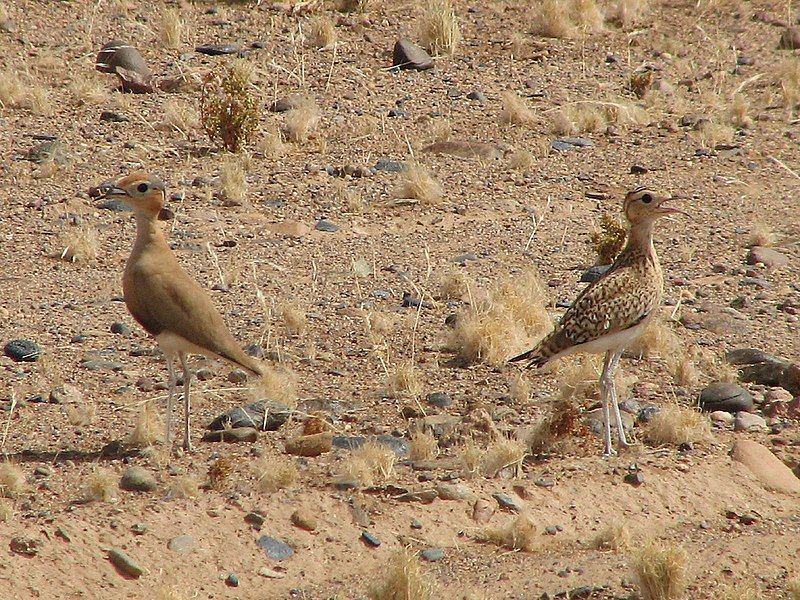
[510,187,685,455]
[103,172,262,451]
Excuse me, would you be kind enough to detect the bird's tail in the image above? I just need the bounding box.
[508,348,548,369]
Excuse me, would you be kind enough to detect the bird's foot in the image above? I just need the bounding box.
[183,438,193,453]
[603,446,617,457]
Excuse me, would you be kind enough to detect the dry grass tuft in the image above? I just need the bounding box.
[366,312,396,344]
[592,520,633,551]
[201,59,260,152]
[160,99,200,136]
[607,0,647,28]
[439,269,471,300]
[417,0,461,56]
[367,547,435,600]
[718,587,761,600]
[251,366,298,405]
[82,468,117,502]
[69,75,109,105]
[219,156,248,203]
[393,163,444,204]
[499,91,537,127]
[746,223,775,247]
[460,439,484,478]
[409,431,439,461]
[167,475,199,499]
[337,440,396,486]
[447,269,550,365]
[0,499,13,522]
[386,360,423,398]
[551,101,649,135]
[0,462,25,498]
[528,398,587,451]
[160,9,183,49]
[283,98,321,144]
[728,93,752,129]
[253,455,298,493]
[338,0,369,11]
[60,225,99,263]
[778,58,800,114]
[128,403,163,447]
[479,514,538,551]
[65,399,96,426]
[508,373,532,404]
[0,69,30,109]
[533,0,604,38]
[508,149,536,171]
[482,436,527,477]
[628,319,699,386]
[631,542,689,600]
[257,123,286,157]
[306,15,337,48]
[644,405,710,446]
[280,303,307,336]
[208,456,236,491]
[788,579,800,600]
[590,212,627,264]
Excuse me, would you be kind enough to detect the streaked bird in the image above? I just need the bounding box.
[102,172,262,451]
[510,187,685,455]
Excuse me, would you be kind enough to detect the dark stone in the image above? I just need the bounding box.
[637,406,660,423]
[257,535,294,560]
[736,55,755,66]
[426,392,452,409]
[624,472,644,486]
[580,264,611,283]
[4,339,41,362]
[315,219,339,233]
[376,434,410,458]
[110,322,131,336]
[466,90,486,102]
[726,348,773,365]
[420,547,444,562]
[100,111,128,122]
[119,466,157,492]
[361,531,381,547]
[332,435,367,450]
[392,38,433,71]
[699,382,754,413]
[245,512,266,529]
[552,138,593,152]
[196,44,240,56]
[201,427,259,443]
[493,492,524,512]
[208,400,291,431]
[225,573,239,587]
[10,537,42,556]
[373,159,406,172]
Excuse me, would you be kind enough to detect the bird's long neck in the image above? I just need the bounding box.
[621,219,656,260]
[131,211,169,258]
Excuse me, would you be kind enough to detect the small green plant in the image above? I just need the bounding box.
[200,60,260,152]
[590,213,627,264]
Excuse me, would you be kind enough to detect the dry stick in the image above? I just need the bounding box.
[324,41,338,93]
[0,394,17,454]
[769,155,800,182]
[523,212,540,252]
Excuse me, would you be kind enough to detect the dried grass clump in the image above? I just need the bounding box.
[281,303,307,335]
[60,225,99,263]
[65,400,96,426]
[533,0,604,38]
[482,436,527,477]
[508,149,536,171]
[460,439,484,478]
[417,0,461,56]
[718,587,760,600]
[26,82,53,116]
[439,269,471,300]
[607,0,647,28]
[409,431,439,461]
[448,269,550,365]
[257,123,286,157]
[201,60,260,152]
[386,360,423,398]
[694,120,734,148]
[160,9,183,49]
[284,99,321,143]
[590,212,627,264]
[253,455,298,493]
[508,373,532,404]
[631,542,689,600]
[160,99,200,135]
[251,366,298,406]
[0,462,25,498]
[479,514,538,551]
[166,475,199,499]
[592,520,632,551]
[0,499,13,522]
[393,163,444,204]
[337,440,396,486]
[528,398,586,451]
[128,403,163,447]
[644,405,710,446]
[306,15,337,48]
[338,0,369,11]
[208,456,236,491]
[778,58,800,113]
[367,547,435,600]
[499,91,537,127]
[69,76,109,105]
[366,312,396,343]
[728,93,752,129]
[746,223,775,247]
[551,101,649,135]
[82,468,117,502]
[628,319,699,386]
[788,578,800,600]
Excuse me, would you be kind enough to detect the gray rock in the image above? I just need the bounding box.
[734,411,768,432]
[227,369,248,384]
[373,159,406,172]
[167,535,195,553]
[426,392,452,409]
[392,38,433,71]
[225,573,239,587]
[120,466,157,492]
[257,535,294,560]
[245,512,265,529]
[201,427,259,443]
[466,90,486,102]
[361,531,381,547]
[420,547,444,562]
[375,434,410,458]
[315,219,339,233]
[4,339,41,362]
[110,322,131,336]
[492,492,524,513]
[699,382,754,413]
[269,95,308,112]
[450,253,479,265]
[208,400,291,431]
[196,44,240,56]
[435,482,471,501]
[637,406,660,423]
[710,410,734,425]
[108,548,144,578]
[726,348,773,365]
[747,246,789,269]
[552,137,594,152]
[96,40,151,76]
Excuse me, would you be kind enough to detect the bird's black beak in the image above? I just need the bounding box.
[103,185,128,198]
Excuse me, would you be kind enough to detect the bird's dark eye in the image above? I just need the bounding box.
[137,183,149,193]
[641,193,653,204]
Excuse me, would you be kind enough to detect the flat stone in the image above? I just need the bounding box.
[492,492,524,513]
[420,547,444,562]
[395,489,438,503]
[266,220,311,238]
[435,482,472,501]
[119,466,157,492]
[167,535,195,553]
[726,348,773,365]
[208,400,291,431]
[291,508,318,531]
[245,512,265,529]
[285,432,333,457]
[426,392,452,409]
[710,410,734,425]
[731,439,800,494]
[747,246,789,269]
[734,411,768,432]
[392,38,433,71]
[195,43,240,56]
[361,531,381,547]
[201,427,259,443]
[80,358,124,371]
[375,434,410,458]
[258,566,286,579]
[315,219,339,233]
[373,159,406,172]
[4,339,41,362]
[699,382,754,413]
[108,548,144,578]
[257,535,294,561]
[96,40,151,76]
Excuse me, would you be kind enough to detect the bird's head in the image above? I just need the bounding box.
[102,172,166,218]
[623,186,685,225]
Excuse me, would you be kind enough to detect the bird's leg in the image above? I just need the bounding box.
[179,352,193,452]
[606,349,632,448]
[164,354,177,450]
[600,350,615,456]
